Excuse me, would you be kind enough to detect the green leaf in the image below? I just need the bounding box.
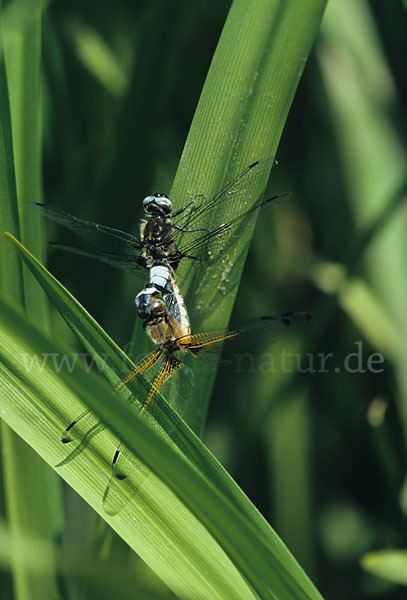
[173,0,327,325]
[1,231,322,599]
[0,4,23,302]
[165,0,328,431]
[2,0,48,323]
[1,0,328,597]
[38,0,327,441]
[1,4,61,599]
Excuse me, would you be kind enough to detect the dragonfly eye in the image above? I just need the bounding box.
[143,193,172,215]
[150,297,166,315]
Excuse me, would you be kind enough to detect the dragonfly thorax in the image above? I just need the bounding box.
[141,217,179,269]
[143,193,172,216]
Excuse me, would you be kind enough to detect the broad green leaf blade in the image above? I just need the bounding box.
[0,294,256,600]
[2,234,323,599]
[0,293,321,600]
[165,0,328,432]
[173,0,328,325]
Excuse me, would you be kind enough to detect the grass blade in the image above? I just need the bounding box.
[1,4,61,598]
[166,0,327,431]
[2,231,323,598]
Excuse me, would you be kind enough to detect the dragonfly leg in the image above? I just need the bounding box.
[170,193,206,218]
[172,223,209,233]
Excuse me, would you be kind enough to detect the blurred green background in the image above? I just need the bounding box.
[1,0,406,599]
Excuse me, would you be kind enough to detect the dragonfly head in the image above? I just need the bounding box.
[143,193,172,216]
[139,295,167,325]
[150,297,166,317]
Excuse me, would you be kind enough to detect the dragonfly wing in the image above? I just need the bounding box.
[114,349,162,392]
[34,203,145,272]
[49,243,146,273]
[176,192,289,261]
[223,312,312,349]
[179,312,312,361]
[171,157,275,243]
[172,193,289,313]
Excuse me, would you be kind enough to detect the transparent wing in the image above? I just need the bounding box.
[172,157,275,236]
[176,192,288,261]
[170,157,277,260]
[172,193,289,311]
[168,159,287,299]
[178,312,312,368]
[48,243,146,272]
[33,203,146,273]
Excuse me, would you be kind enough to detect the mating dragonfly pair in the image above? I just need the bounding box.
[37,157,311,514]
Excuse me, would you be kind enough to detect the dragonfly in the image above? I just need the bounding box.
[33,157,287,322]
[59,270,311,515]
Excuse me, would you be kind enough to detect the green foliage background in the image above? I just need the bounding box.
[0,0,406,599]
